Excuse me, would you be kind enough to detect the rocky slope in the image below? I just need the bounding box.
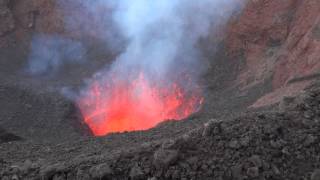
[1,81,320,179]
[0,83,91,143]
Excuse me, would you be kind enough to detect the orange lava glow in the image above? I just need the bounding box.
[78,73,203,136]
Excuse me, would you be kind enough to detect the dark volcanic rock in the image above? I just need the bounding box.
[0,0,15,37]
[0,126,22,144]
[311,169,320,180]
[39,163,66,180]
[89,163,113,179]
[1,81,320,180]
[0,84,92,143]
[247,167,259,178]
[202,119,223,137]
[129,164,145,179]
[153,149,179,169]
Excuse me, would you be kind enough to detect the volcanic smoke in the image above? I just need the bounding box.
[71,0,242,136]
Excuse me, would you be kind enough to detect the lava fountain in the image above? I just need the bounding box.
[73,0,240,136]
[78,72,203,136]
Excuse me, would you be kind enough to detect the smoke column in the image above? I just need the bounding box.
[63,0,244,135]
[88,0,242,80]
[27,34,86,75]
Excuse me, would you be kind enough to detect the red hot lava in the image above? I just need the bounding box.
[78,73,203,136]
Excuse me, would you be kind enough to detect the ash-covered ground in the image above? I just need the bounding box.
[0,36,272,180]
[1,79,320,180]
[0,42,319,179]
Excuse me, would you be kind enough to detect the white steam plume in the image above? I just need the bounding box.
[56,0,245,134]
[72,0,244,84]
[26,34,86,75]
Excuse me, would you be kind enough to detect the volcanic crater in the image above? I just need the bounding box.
[1,0,320,179]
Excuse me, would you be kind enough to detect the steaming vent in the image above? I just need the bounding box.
[75,0,240,136]
[26,0,242,136]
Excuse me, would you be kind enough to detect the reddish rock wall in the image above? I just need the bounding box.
[226,0,320,107]
[0,0,65,48]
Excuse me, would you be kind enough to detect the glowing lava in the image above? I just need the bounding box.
[78,73,203,136]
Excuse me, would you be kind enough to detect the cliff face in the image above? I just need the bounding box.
[1,0,319,108]
[0,0,63,48]
[0,0,114,48]
[227,0,320,107]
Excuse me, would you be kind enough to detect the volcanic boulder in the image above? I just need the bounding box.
[0,126,22,144]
